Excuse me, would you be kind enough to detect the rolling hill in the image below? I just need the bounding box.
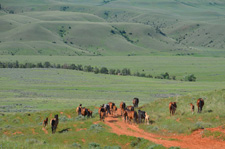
[0,0,225,56]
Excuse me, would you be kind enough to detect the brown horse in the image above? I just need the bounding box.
[99,107,106,121]
[87,109,93,118]
[76,104,82,115]
[123,110,138,124]
[120,102,126,116]
[43,117,48,128]
[126,106,134,111]
[81,107,89,117]
[169,102,177,116]
[108,102,115,115]
[197,98,204,113]
[189,103,195,114]
[50,115,59,134]
[133,98,139,107]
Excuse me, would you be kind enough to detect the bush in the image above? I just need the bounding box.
[89,142,101,149]
[89,124,103,132]
[94,67,99,74]
[109,69,116,75]
[72,142,82,148]
[161,72,169,79]
[100,67,108,74]
[148,144,165,149]
[184,74,196,82]
[104,146,121,149]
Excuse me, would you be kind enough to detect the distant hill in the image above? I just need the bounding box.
[0,0,225,56]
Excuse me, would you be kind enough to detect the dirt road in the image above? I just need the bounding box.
[104,110,225,149]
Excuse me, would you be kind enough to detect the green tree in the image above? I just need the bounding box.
[100,67,108,74]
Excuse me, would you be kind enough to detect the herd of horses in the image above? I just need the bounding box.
[42,97,204,134]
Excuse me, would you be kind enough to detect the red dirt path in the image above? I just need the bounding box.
[104,109,225,149]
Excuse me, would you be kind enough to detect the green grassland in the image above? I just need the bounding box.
[1,0,225,148]
[1,55,225,82]
[0,0,225,56]
[0,108,166,149]
[139,89,225,135]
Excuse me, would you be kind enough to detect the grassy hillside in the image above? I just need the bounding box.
[0,0,225,56]
[140,89,225,135]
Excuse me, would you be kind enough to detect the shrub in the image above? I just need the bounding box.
[93,67,99,74]
[184,74,196,82]
[89,124,103,132]
[109,69,116,75]
[44,62,51,68]
[104,146,121,149]
[89,142,101,149]
[72,142,82,148]
[100,67,108,74]
[161,72,169,79]
[148,144,165,149]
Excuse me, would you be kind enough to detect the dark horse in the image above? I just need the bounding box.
[197,98,204,113]
[51,114,59,134]
[120,102,126,116]
[169,102,177,116]
[133,98,139,107]
[103,104,111,116]
[99,106,106,121]
[138,110,146,123]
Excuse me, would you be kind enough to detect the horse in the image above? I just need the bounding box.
[99,107,106,121]
[126,106,134,111]
[120,102,126,116]
[103,104,111,116]
[50,114,59,134]
[138,110,146,123]
[189,103,195,114]
[145,112,150,125]
[81,107,89,117]
[87,109,93,118]
[108,102,115,115]
[123,110,138,124]
[197,98,204,113]
[169,102,177,116]
[76,104,82,115]
[133,98,139,108]
[43,117,48,128]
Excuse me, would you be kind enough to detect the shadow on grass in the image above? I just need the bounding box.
[58,128,71,133]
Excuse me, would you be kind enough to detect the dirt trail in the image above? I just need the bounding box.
[104,109,225,149]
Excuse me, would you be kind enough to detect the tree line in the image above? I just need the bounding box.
[0,61,196,81]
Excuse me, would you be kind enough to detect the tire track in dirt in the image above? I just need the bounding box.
[104,109,225,149]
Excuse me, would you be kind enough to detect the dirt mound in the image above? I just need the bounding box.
[103,109,225,149]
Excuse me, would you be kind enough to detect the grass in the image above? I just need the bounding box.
[139,89,225,135]
[1,55,225,82]
[0,108,164,148]
[0,67,224,111]
[202,130,225,141]
[0,0,225,56]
